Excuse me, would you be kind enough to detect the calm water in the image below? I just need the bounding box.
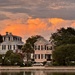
[0,70,75,75]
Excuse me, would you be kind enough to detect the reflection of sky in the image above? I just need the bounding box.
[0,0,75,42]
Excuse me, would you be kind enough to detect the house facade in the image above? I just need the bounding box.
[34,37,52,63]
[0,32,24,54]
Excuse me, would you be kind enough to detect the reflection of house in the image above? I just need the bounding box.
[0,32,24,54]
[34,37,52,63]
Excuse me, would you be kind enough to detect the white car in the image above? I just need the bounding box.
[33,63,43,66]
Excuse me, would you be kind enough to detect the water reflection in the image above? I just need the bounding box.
[0,70,75,75]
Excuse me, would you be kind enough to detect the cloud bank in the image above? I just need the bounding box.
[0,0,75,41]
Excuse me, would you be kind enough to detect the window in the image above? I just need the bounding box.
[41,45,43,50]
[20,38,21,41]
[4,45,6,50]
[2,45,6,50]
[10,45,12,50]
[18,38,19,41]
[38,54,40,59]
[41,54,43,59]
[45,45,46,50]
[38,45,40,50]
[8,45,12,50]
[13,45,15,50]
[45,54,46,59]
[8,45,9,50]
[34,45,37,50]
[40,54,45,59]
[47,46,49,50]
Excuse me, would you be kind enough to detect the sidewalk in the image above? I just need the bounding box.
[0,66,75,70]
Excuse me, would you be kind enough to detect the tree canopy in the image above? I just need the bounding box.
[22,35,42,53]
[53,44,75,65]
[26,35,42,48]
[22,43,34,53]
[51,27,75,46]
[51,27,75,66]
[2,50,23,66]
[22,35,42,61]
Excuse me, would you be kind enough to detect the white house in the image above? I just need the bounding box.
[34,37,52,63]
[0,32,24,54]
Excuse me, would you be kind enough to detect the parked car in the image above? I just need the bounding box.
[33,63,43,66]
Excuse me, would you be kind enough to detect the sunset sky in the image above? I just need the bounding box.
[0,0,75,42]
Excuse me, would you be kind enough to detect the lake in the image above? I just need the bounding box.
[0,70,75,75]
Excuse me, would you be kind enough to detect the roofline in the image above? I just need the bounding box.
[2,35,22,38]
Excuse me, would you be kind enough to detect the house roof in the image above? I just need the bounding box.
[34,37,50,45]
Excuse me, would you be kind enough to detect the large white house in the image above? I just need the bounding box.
[34,37,52,63]
[0,32,24,54]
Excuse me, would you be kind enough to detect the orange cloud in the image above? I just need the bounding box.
[48,18,65,31]
[71,22,75,27]
[0,18,75,41]
[0,18,47,41]
[49,18,64,25]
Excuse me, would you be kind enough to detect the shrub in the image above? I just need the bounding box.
[43,61,47,66]
[25,61,32,67]
[52,62,59,66]
[2,50,23,66]
[3,58,11,66]
[68,61,75,66]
